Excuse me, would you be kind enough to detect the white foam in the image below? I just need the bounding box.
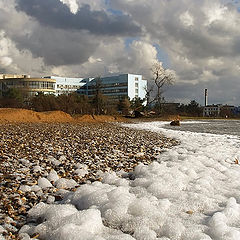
[21,121,240,239]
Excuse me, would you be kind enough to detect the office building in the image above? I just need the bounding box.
[78,74,147,101]
[0,73,147,102]
[43,76,85,95]
[0,74,56,97]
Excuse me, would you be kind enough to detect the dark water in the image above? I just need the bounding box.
[165,120,240,136]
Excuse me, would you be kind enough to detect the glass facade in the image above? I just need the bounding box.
[0,78,56,97]
[78,74,147,102]
[3,80,55,90]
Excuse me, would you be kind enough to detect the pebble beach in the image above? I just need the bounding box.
[0,122,179,239]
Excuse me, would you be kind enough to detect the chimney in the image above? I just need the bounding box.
[204,89,208,106]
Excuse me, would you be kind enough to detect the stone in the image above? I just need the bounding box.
[170,120,180,126]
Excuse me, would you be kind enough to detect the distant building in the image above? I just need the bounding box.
[203,104,235,117]
[219,105,235,118]
[233,106,240,116]
[78,74,147,102]
[0,74,30,79]
[43,76,85,95]
[203,104,221,117]
[202,89,236,118]
[0,74,56,97]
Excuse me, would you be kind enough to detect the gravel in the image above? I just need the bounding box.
[0,122,179,239]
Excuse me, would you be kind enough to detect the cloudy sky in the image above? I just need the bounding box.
[1,0,240,105]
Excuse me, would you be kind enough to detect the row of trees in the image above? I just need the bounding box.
[177,100,203,116]
[0,88,147,115]
[0,87,203,116]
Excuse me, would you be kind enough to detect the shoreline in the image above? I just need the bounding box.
[0,122,179,239]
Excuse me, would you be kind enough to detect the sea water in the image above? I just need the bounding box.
[165,119,240,136]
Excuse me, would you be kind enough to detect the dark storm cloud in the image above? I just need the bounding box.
[161,19,232,60]
[0,67,7,74]
[14,28,99,66]
[232,38,240,55]
[165,83,205,104]
[177,69,202,81]
[0,1,101,66]
[15,0,142,36]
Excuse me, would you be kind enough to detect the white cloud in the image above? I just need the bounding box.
[59,0,79,14]
[207,57,224,67]
[76,0,106,11]
[59,0,107,13]
[0,56,12,67]
[0,30,48,75]
[203,2,227,25]
[180,11,194,27]
[88,57,102,64]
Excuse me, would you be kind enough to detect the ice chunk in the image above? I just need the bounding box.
[32,208,103,239]
[38,177,53,189]
[223,197,240,222]
[208,212,228,238]
[75,163,88,169]
[128,197,159,217]
[49,223,102,240]
[74,168,88,177]
[133,226,157,240]
[31,185,42,192]
[161,219,185,239]
[54,178,78,189]
[47,169,59,183]
[28,202,49,220]
[191,232,212,240]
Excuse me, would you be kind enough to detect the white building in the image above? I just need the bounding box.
[43,76,85,95]
[0,74,56,97]
[203,104,221,117]
[78,74,147,101]
[1,74,147,101]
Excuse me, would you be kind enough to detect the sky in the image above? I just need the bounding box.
[1,0,240,105]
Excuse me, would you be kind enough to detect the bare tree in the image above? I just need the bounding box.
[150,62,175,114]
[91,77,108,115]
[144,84,153,109]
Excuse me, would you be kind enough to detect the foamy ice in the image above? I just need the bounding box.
[17,121,240,240]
